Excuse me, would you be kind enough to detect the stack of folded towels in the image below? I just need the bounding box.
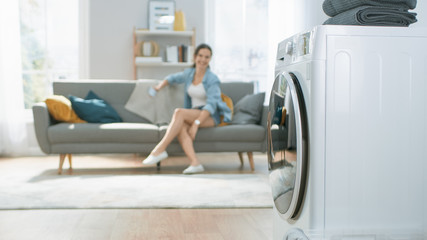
[323,0,417,26]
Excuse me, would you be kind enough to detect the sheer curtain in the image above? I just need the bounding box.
[206,0,269,94]
[0,0,29,156]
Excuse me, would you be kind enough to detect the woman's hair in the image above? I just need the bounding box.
[192,43,212,68]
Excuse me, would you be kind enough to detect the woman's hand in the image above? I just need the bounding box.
[153,85,161,91]
[154,79,169,92]
[189,123,199,140]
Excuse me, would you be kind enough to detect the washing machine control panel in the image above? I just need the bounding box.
[285,41,294,55]
[277,30,313,65]
[296,32,312,57]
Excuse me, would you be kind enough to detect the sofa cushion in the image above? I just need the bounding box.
[159,124,265,142]
[69,91,123,123]
[125,80,184,124]
[231,92,265,125]
[53,80,152,123]
[45,95,86,123]
[218,93,234,127]
[48,123,160,143]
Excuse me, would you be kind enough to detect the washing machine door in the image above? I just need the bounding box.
[267,71,309,220]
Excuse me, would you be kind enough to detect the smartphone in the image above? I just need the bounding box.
[148,86,157,97]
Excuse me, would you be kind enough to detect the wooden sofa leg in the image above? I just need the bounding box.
[58,154,66,175]
[67,154,73,172]
[58,154,72,175]
[238,152,244,166]
[247,152,255,171]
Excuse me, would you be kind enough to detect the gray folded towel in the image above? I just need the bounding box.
[323,0,417,17]
[323,6,417,26]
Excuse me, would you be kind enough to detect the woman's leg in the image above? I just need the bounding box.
[151,108,215,156]
[177,123,199,166]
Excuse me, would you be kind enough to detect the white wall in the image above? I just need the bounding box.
[88,0,205,79]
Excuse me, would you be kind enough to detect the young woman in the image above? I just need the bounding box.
[142,43,231,174]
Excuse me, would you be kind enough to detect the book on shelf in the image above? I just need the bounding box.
[178,46,183,63]
[135,56,162,64]
[166,45,194,63]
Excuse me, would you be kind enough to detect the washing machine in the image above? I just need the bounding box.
[268,25,427,240]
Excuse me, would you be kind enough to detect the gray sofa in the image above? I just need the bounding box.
[32,80,267,174]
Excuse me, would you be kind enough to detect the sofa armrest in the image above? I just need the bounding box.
[259,105,268,152]
[32,102,54,154]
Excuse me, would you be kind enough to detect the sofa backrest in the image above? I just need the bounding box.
[53,80,149,123]
[220,82,254,104]
[53,79,255,123]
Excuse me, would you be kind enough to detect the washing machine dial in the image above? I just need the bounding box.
[285,41,294,55]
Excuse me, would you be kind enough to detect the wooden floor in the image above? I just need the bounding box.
[0,153,274,240]
[0,209,272,240]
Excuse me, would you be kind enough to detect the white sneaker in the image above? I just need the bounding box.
[183,165,205,174]
[142,151,168,165]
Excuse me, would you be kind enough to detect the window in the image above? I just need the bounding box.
[207,0,269,94]
[19,0,78,109]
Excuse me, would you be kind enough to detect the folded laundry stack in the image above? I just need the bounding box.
[323,0,417,26]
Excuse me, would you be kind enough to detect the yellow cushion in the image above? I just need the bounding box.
[45,95,86,123]
[218,93,233,127]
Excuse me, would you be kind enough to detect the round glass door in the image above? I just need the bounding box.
[267,72,309,220]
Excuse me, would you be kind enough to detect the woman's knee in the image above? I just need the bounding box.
[173,108,186,119]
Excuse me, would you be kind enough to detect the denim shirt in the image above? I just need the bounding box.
[166,68,232,124]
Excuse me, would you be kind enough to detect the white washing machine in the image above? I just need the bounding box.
[268,25,427,240]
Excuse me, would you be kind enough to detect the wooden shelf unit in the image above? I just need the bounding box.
[135,62,193,67]
[132,27,196,80]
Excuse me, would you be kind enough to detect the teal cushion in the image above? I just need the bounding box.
[69,91,122,123]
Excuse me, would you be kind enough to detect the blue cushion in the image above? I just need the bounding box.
[69,90,122,123]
